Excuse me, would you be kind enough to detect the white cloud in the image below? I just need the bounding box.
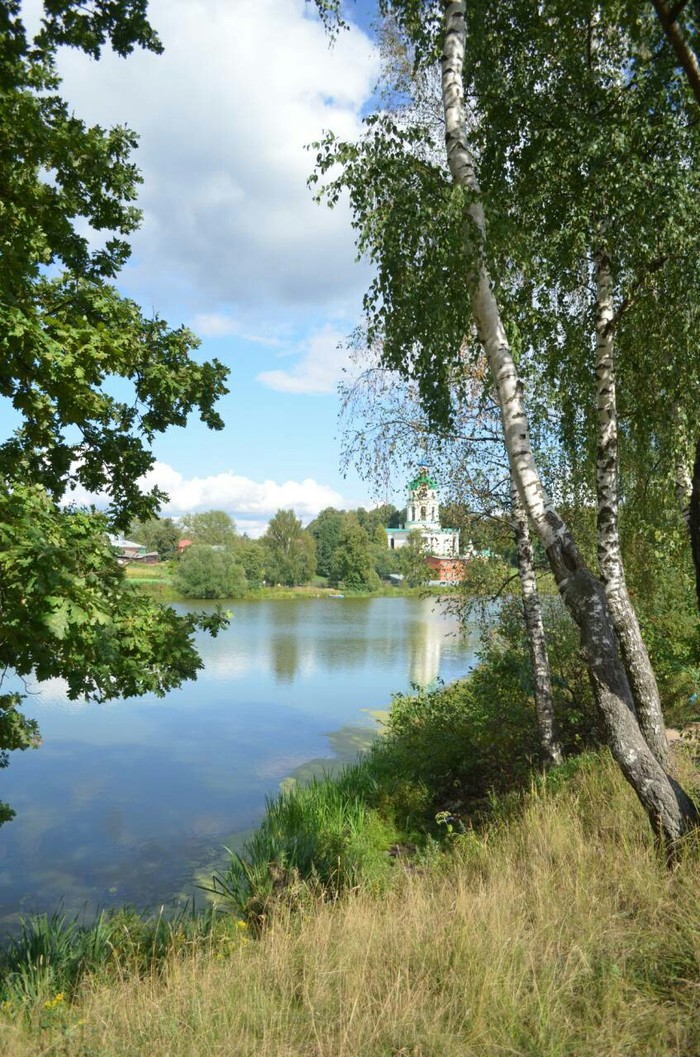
[191,313,240,338]
[191,311,286,347]
[257,324,350,394]
[63,461,345,533]
[54,0,378,315]
[140,462,344,531]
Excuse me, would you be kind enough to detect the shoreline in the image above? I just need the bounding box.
[124,566,462,603]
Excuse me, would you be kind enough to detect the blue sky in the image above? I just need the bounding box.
[34,0,405,536]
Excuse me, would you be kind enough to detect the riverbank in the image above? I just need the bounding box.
[3,599,696,1054]
[124,563,462,602]
[2,750,700,1056]
[0,596,474,927]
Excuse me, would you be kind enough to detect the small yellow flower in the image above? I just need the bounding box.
[236,919,248,930]
[43,992,65,1010]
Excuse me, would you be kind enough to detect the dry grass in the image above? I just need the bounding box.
[2,752,699,1057]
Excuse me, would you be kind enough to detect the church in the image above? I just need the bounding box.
[385,469,461,558]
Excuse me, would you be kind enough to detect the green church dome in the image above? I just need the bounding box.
[409,470,437,490]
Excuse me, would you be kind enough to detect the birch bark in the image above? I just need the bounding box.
[511,478,563,767]
[689,438,700,609]
[594,251,669,768]
[441,0,696,846]
[669,408,700,609]
[674,444,692,532]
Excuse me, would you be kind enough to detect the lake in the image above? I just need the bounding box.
[0,596,476,928]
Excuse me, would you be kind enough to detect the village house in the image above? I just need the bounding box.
[107,535,159,565]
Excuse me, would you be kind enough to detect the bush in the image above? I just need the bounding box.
[206,765,398,922]
[372,598,599,819]
[174,545,247,599]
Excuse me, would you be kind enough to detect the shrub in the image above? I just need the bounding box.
[205,766,398,922]
[174,545,247,599]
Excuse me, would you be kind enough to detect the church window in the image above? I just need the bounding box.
[421,505,426,519]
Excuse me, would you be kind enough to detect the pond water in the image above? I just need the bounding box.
[0,596,476,928]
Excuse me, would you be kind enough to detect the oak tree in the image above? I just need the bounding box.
[0,1,228,819]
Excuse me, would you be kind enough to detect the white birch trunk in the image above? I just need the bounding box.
[511,477,563,767]
[671,417,700,610]
[676,461,692,531]
[672,407,692,530]
[689,437,700,610]
[594,251,669,768]
[440,0,696,847]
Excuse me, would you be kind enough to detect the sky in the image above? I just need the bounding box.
[28,0,406,537]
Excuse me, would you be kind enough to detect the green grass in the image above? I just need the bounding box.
[0,904,237,1009]
[203,764,400,923]
[2,752,700,1055]
[123,564,171,581]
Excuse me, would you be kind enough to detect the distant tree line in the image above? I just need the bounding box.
[128,501,478,598]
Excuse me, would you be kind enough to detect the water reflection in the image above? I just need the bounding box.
[0,597,475,927]
[409,608,445,687]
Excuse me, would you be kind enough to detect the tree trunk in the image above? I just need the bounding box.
[669,410,700,612]
[594,250,669,768]
[441,0,696,848]
[650,0,700,106]
[675,447,692,532]
[511,477,563,767]
[689,437,700,610]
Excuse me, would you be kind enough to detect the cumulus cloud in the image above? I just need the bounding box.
[54,0,378,315]
[257,324,350,394]
[140,462,344,532]
[64,461,345,533]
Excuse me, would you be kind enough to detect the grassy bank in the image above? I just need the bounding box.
[2,752,700,1056]
[124,563,456,602]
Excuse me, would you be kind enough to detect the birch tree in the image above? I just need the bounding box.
[641,0,700,606]
[313,0,699,846]
[649,0,700,103]
[340,344,563,766]
[461,0,700,768]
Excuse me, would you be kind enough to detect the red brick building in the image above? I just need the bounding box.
[426,555,466,584]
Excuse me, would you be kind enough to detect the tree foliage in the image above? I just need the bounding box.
[263,510,316,586]
[174,545,247,600]
[331,518,381,591]
[396,530,430,587]
[308,508,346,578]
[1,3,228,523]
[129,517,180,561]
[0,2,229,811]
[231,536,266,588]
[180,510,237,548]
